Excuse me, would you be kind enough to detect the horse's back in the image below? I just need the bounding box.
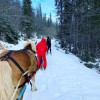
[0,43,37,100]
[10,51,31,70]
[0,50,36,69]
[0,50,37,85]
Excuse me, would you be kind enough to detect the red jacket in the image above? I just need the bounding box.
[36,38,48,56]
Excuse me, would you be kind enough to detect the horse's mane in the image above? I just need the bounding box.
[24,41,36,52]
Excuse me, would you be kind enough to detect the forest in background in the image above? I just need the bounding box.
[0,0,57,44]
[55,0,100,68]
[0,0,100,68]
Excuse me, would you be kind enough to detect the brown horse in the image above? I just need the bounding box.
[0,42,37,100]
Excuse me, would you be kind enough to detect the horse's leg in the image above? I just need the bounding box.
[31,76,37,92]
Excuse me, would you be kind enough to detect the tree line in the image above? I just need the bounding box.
[0,0,57,44]
[55,0,100,63]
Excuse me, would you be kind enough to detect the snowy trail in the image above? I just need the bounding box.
[23,40,100,100]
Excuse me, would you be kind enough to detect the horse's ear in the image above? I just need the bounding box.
[23,42,31,49]
[24,41,36,52]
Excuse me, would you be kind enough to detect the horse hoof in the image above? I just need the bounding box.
[35,88,37,91]
[32,87,37,92]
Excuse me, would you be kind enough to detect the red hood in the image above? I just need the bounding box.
[41,38,46,43]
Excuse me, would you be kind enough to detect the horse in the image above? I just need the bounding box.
[0,41,37,100]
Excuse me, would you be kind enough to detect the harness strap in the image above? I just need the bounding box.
[16,49,37,90]
[17,81,26,89]
[17,71,36,89]
[23,48,36,54]
[7,51,24,73]
[0,51,30,83]
[6,51,30,82]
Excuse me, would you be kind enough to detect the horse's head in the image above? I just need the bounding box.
[24,41,36,53]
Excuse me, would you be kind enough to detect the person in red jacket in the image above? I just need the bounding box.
[36,38,48,69]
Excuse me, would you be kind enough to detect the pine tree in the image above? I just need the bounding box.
[55,0,100,62]
[35,3,43,36]
[21,0,33,39]
[55,0,64,47]
[0,0,20,44]
[0,17,19,44]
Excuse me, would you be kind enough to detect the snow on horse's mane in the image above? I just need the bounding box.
[23,41,36,52]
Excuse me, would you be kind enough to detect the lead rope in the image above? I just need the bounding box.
[17,83,27,100]
[11,66,34,100]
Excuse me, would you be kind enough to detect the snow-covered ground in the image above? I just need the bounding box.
[23,40,100,100]
[1,39,100,100]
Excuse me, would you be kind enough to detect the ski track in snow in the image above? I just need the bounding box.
[22,40,100,100]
